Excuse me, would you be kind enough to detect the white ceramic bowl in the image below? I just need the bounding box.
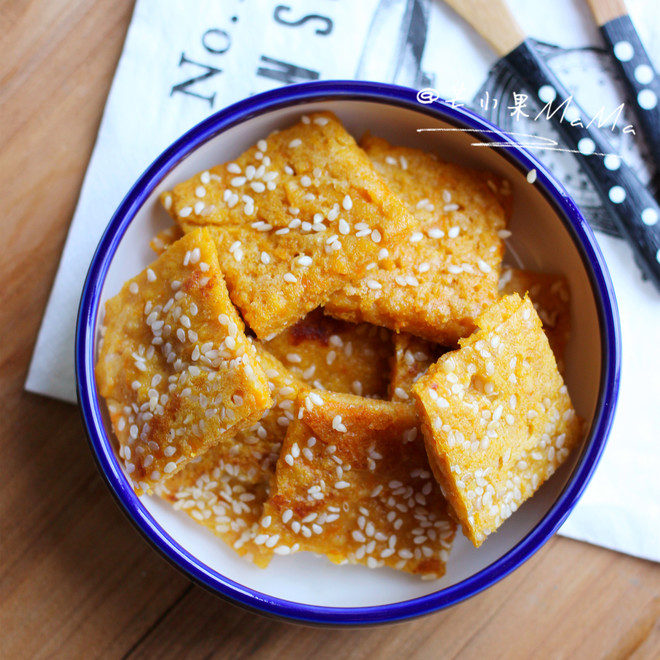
[76,81,620,625]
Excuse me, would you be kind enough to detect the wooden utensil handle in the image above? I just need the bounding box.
[600,15,660,171]
[505,39,660,293]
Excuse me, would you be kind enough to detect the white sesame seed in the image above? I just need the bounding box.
[478,259,492,273]
[409,231,424,242]
[371,229,382,243]
[289,138,302,148]
[342,194,353,210]
[178,206,192,218]
[283,272,297,283]
[129,282,139,294]
[314,117,329,126]
[300,175,312,187]
[332,415,347,433]
[363,279,381,291]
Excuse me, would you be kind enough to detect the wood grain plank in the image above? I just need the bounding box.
[123,538,660,660]
[0,1,196,658]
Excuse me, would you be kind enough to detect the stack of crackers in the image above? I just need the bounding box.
[96,112,582,579]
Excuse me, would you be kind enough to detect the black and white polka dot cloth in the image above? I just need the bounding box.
[505,38,660,292]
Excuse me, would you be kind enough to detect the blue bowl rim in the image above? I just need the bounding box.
[76,80,621,626]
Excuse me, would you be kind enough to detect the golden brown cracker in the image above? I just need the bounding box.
[499,266,571,373]
[160,113,415,339]
[159,344,307,566]
[150,226,183,255]
[412,294,582,547]
[96,228,272,495]
[264,308,392,397]
[325,135,508,344]
[256,391,456,577]
[389,333,449,402]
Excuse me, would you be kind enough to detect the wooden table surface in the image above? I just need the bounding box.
[2,2,659,658]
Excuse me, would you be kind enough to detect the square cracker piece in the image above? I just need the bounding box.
[412,294,582,547]
[96,228,272,495]
[499,266,571,373]
[325,135,509,344]
[160,112,415,339]
[256,391,456,578]
[159,344,307,567]
[264,308,392,397]
[389,333,448,402]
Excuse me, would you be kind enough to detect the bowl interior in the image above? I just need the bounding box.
[92,95,604,611]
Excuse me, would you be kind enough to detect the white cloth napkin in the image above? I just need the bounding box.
[26,0,660,562]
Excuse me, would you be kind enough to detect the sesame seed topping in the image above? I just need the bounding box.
[332,415,347,433]
[478,259,492,273]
